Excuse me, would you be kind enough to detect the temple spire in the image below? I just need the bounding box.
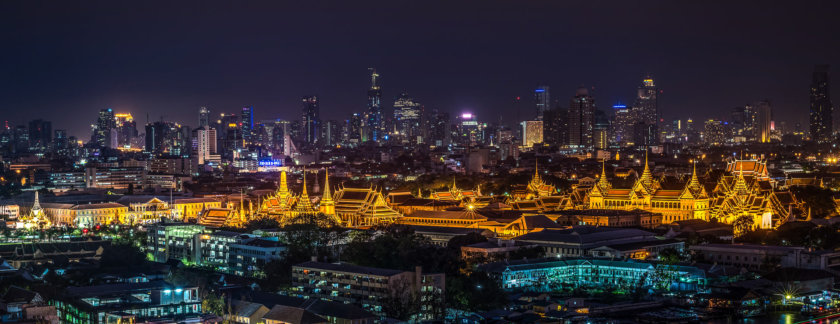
[689,161,700,187]
[640,149,652,185]
[278,170,289,199]
[322,169,333,202]
[598,159,609,189]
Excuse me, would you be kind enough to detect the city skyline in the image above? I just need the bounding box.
[2,1,840,138]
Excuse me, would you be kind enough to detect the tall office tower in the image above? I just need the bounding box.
[520,120,544,148]
[632,76,659,145]
[428,109,451,147]
[593,109,609,149]
[27,119,51,151]
[568,86,595,149]
[366,68,383,142]
[393,91,423,144]
[613,104,634,146]
[53,129,68,154]
[114,113,137,148]
[535,85,550,120]
[810,64,833,142]
[756,100,773,143]
[704,119,728,145]
[730,105,757,141]
[541,108,559,145]
[13,125,28,154]
[301,95,320,145]
[346,113,364,145]
[455,113,483,146]
[217,113,242,156]
[241,106,254,143]
[194,126,218,165]
[199,107,210,128]
[93,108,115,147]
[320,120,341,147]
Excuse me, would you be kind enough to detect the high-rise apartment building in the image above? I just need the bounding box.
[612,104,634,146]
[810,64,833,142]
[366,68,383,142]
[428,110,450,147]
[393,91,423,144]
[199,107,210,128]
[93,108,115,147]
[194,126,218,165]
[520,120,543,148]
[632,76,659,145]
[535,85,550,120]
[241,106,254,143]
[756,100,772,143]
[114,113,137,148]
[27,119,51,151]
[593,109,609,149]
[301,96,320,145]
[568,87,595,149]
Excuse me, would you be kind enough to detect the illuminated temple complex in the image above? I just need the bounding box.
[708,159,797,229]
[586,154,710,224]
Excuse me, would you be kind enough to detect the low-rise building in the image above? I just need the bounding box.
[690,243,840,271]
[512,226,683,260]
[291,261,444,316]
[551,209,663,229]
[481,257,706,293]
[147,223,207,263]
[51,280,201,323]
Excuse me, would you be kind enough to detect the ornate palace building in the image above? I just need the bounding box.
[586,154,709,224]
[333,186,402,227]
[708,159,798,229]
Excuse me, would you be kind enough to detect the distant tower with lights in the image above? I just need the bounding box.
[535,85,550,120]
[366,68,383,143]
[810,64,833,142]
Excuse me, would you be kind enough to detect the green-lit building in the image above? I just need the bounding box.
[481,257,706,293]
[146,222,206,263]
[51,281,201,324]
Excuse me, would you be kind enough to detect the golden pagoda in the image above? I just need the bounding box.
[527,160,556,198]
[319,169,335,216]
[293,168,317,216]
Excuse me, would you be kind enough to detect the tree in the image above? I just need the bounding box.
[202,293,226,316]
[445,271,508,312]
[733,215,754,237]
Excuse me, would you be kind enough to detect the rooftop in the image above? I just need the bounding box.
[294,261,405,277]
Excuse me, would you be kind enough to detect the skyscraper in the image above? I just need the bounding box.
[568,87,595,149]
[520,120,543,148]
[241,106,254,143]
[593,109,609,149]
[756,100,772,143]
[366,68,383,142]
[301,96,320,145]
[27,119,51,151]
[194,126,217,165]
[613,104,633,146]
[199,107,210,128]
[810,64,833,142]
[393,91,423,144]
[633,76,659,145]
[93,108,115,147]
[114,113,137,148]
[535,85,550,120]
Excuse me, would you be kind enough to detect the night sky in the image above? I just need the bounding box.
[2,1,840,138]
